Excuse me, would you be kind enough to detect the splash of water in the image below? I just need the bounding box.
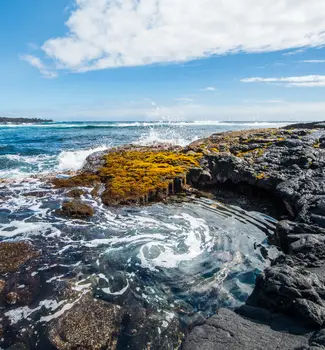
[57,144,111,171]
[135,126,198,147]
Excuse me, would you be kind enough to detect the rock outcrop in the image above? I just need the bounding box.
[58,199,95,218]
[52,146,201,205]
[184,123,325,349]
[183,308,311,350]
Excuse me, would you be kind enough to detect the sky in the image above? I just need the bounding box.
[1,0,325,121]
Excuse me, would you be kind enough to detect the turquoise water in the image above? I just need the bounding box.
[0,120,281,339]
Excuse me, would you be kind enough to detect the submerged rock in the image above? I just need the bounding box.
[47,293,183,350]
[118,306,183,349]
[48,294,123,350]
[59,199,94,218]
[0,242,39,274]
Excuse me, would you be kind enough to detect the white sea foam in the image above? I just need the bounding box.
[57,144,111,171]
[137,212,212,270]
[0,154,56,178]
[135,127,196,147]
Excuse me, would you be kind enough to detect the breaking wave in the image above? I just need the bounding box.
[57,144,111,172]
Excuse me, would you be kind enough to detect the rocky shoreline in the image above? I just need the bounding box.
[184,121,325,349]
[1,121,325,349]
[0,117,52,124]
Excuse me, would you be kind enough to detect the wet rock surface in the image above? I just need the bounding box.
[58,199,95,218]
[48,294,123,350]
[183,308,311,350]
[0,242,39,274]
[47,292,183,350]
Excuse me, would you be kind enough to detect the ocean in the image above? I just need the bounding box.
[0,121,283,336]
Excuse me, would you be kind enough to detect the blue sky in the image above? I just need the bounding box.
[1,0,325,121]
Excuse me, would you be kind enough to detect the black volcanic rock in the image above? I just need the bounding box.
[247,265,325,327]
[283,121,325,130]
[48,293,183,350]
[183,122,325,349]
[183,308,311,350]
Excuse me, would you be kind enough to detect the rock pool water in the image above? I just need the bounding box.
[0,176,278,337]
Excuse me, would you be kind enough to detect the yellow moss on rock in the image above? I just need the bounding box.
[52,174,100,188]
[99,150,202,204]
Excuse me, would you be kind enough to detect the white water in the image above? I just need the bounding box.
[57,144,111,171]
[135,127,196,147]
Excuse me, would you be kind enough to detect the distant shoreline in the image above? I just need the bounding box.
[0,117,52,124]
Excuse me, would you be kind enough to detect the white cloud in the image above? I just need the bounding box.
[241,75,325,87]
[202,87,216,91]
[26,0,325,73]
[282,48,306,56]
[21,55,57,78]
[301,59,325,63]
